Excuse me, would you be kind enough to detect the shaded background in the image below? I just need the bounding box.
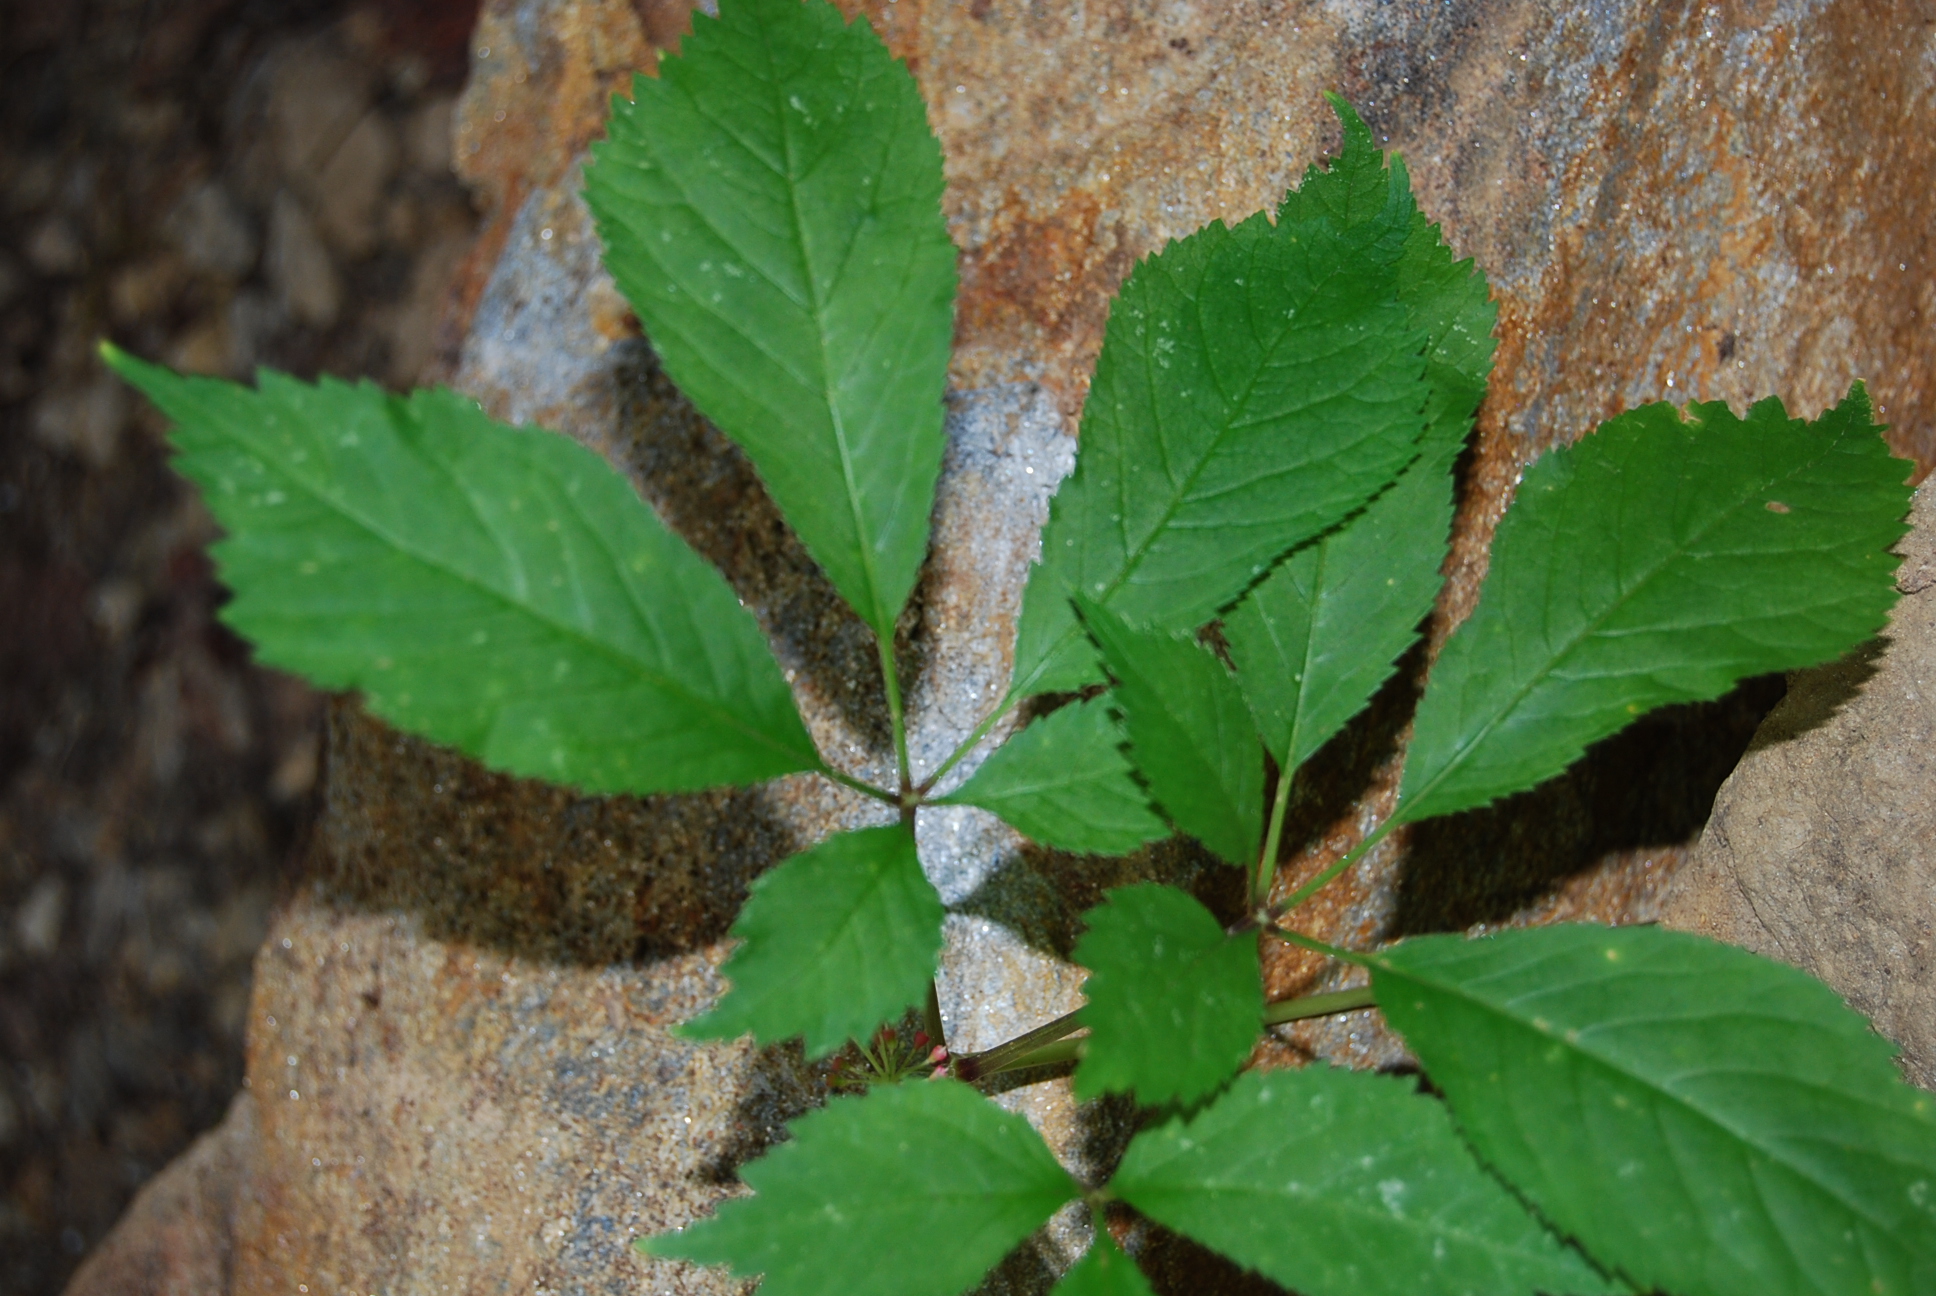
[0,2,479,1290]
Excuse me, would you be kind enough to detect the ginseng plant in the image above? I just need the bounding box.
[105,0,1936,1293]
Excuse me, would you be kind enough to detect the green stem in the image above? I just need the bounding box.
[876,632,913,795]
[917,688,1019,796]
[1265,923,1372,968]
[817,764,900,805]
[1261,983,1376,1025]
[924,980,946,1051]
[1253,762,1296,910]
[951,1007,1083,1080]
[1268,812,1402,919]
[983,1035,1083,1075]
[957,983,1382,1084]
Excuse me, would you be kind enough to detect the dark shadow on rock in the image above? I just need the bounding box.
[945,632,1419,966]
[1392,673,1786,935]
[312,700,800,968]
[1744,637,1885,751]
[1333,0,1483,145]
[1074,1092,1141,1187]
[694,1039,834,1186]
[313,340,988,971]
[972,1234,1064,1296]
[950,833,1231,963]
[1275,635,1430,867]
[608,339,897,759]
[1135,1219,1286,1296]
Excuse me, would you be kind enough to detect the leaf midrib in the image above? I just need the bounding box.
[1396,428,1838,821]
[947,750,1122,803]
[1116,257,1372,599]
[759,21,891,636]
[848,1185,1072,1213]
[1128,1175,1570,1271]
[1117,641,1246,845]
[737,834,928,1010]
[1283,537,1329,769]
[210,424,814,769]
[1024,235,1409,693]
[1380,960,1907,1245]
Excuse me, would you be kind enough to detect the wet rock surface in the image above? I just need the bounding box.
[68,0,1936,1292]
[1664,485,1936,1091]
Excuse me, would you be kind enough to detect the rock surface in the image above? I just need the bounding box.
[1663,485,1936,1091]
[72,0,1936,1293]
[58,1096,253,1296]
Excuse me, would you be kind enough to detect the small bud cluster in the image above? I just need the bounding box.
[830,1024,951,1088]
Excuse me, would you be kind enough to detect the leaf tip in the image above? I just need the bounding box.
[671,1012,742,1048]
[1322,92,1379,155]
[635,1226,699,1261]
[98,342,175,405]
[98,339,150,385]
[1323,91,1366,130]
[1834,378,1893,442]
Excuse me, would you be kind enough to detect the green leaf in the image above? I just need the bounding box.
[1224,100,1493,774]
[1052,1230,1156,1296]
[585,0,955,638]
[1374,924,1936,1296]
[102,347,820,795]
[1398,384,1912,824]
[1296,97,1497,445]
[1079,599,1263,868]
[1010,107,1430,695]
[1071,884,1260,1106]
[646,1078,1079,1296]
[1225,432,1458,772]
[682,824,943,1058]
[937,698,1168,856]
[1111,1067,1620,1296]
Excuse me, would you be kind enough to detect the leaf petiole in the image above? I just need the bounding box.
[1260,984,1375,1025]
[1268,814,1400,919]
[877,633,914,796]
[816,763,901,805]
[924,979,947,1053]
[917,687,1021,796]
[1264,924,1371,968]
[950,1007,1084,1080]
[954,981,1381,1083]
[986,1035,1084,1074]
[1253,765,1296,910]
